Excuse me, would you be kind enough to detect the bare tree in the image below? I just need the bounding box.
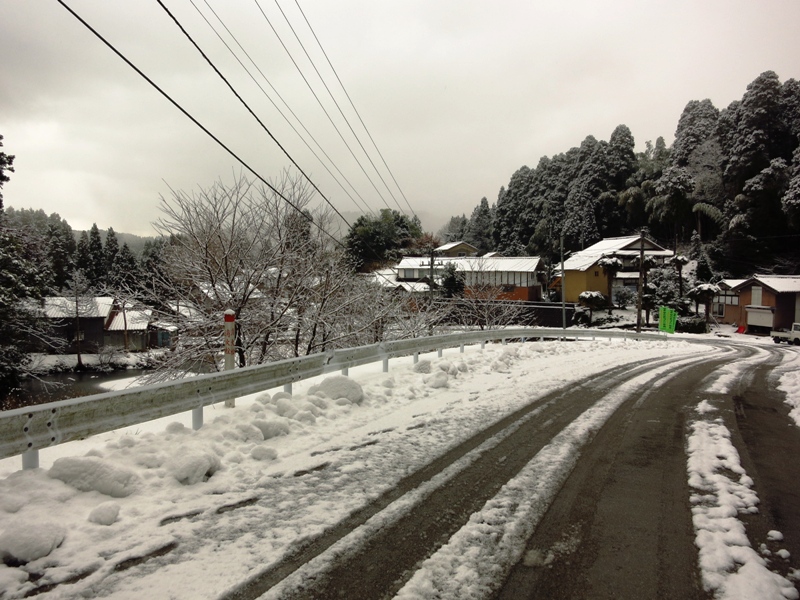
[144,171,431,380]
[445,258,527,330]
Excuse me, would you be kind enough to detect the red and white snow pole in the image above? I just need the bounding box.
[224,310,236,408]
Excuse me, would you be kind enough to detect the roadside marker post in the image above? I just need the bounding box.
[224,310,236,408]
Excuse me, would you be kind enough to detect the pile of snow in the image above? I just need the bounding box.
[777,353,800,427]
[687,401,798,600]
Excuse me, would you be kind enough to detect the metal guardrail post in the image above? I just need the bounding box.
[284,383,293,394]
[192,407,203,431]
[382,357,389,372]
[341,367,349,376]
[437,348,443,358]
[460,344,464,353]
[22,450,38,470]
[413,352,419,364]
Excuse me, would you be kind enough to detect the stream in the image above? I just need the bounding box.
[4,368,151,411]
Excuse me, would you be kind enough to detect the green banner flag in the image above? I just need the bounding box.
[658,306,677,334]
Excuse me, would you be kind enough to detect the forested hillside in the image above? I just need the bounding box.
[441,71,800,278]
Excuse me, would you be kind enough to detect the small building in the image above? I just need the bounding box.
[731,275,800,334]
[43,296,115,353]
[711,279,746,325]
[559,236,674,303]
[368,268,432,295]
[395,255,545,301]
[435,241,479,257]
[105,307,153,351]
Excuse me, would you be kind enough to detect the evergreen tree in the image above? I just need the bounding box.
[0,137,52,400]
[104,226,120,276]
[47,221,75,291]
[344,209,422,271]
[110,243,140,289]
[75,231,92,276]
[87,223,105,287]
[437,215,469,243]
[440,263,465,298]
[672,99,720,167]
[0,135,13,212]
[464,197,493,253]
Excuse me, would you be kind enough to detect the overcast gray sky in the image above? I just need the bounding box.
[2,0,800,237]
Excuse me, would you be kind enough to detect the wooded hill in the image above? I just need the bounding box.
[441,71,800,278]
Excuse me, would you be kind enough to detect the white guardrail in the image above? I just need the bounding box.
[1,327,668,468]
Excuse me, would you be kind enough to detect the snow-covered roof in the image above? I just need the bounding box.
[718,279,747,290]
[43,296,115,319]
[435,241,478,252]
[369,268,400,288]
[395,281,430,293]
[166,301,204,320]
[396,256,541,274]
[106,309,153,331]
[563,236,673,272]
[580,235,665,254]
[364,269,430,292]
[732,275,800,294]
[197,280,264,301]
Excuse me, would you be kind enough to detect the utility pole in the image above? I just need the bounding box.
[560,233,566,331]
[429,245,436,299]
[636,229,644,333]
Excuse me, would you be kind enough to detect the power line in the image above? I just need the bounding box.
[155,0,357,231]
[55,0,343,250]
[191,0,377,218]
[252,0,404,215]
[55,0,404,284]
[291,0,418,217]
[270,0,410,218]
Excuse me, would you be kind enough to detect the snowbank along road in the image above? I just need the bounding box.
[1,336,799,600]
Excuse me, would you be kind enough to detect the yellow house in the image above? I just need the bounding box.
[559,235,673,303]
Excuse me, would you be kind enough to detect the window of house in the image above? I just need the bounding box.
[713,291,740,306]
[594,270,599,277]
[712,303,725,317]
[751,286,762,305]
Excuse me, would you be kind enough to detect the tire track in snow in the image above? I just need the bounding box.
[232,348,717,599]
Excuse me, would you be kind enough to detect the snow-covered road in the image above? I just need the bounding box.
[1,335,799,599]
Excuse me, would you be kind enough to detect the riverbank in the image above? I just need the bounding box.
[26,349,163,375]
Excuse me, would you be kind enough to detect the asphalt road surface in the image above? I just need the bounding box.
[224,341,800,600]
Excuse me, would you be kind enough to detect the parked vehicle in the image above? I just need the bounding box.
[771,323,800,345]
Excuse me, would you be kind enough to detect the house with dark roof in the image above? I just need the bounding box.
[730,275,800,333]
